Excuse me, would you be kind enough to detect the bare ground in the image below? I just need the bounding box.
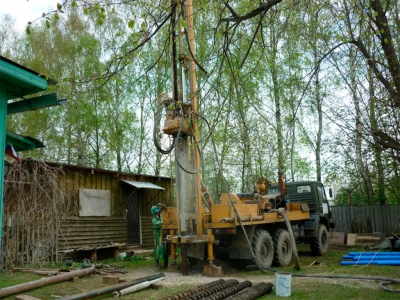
[118,258,381,293]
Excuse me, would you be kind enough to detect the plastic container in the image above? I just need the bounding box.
[275,272,291,297]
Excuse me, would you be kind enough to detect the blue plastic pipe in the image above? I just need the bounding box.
[341,260,400,266]
[347,252,400,256]
[346,256,400,260]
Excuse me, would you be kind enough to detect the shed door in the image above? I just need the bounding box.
[127,192,140,245]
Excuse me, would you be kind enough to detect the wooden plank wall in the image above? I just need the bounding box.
[331,205,400,236]
[59,167,175,252]
[141,216,155,249]
[59,216,127,250]
[3,161,174,267]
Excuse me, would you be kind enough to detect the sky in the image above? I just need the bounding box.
[0,0,58,32]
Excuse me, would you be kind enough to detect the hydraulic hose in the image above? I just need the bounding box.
[245,265,400,293]
[196,112,255,261]
[174,109,202,174]
[153,105,174,154]
[270,208,301,270]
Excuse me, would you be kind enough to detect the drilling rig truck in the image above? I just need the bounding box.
[160,178,334,273]
[154,0,333,275]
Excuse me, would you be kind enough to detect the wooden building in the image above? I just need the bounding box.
[3,159,175,267]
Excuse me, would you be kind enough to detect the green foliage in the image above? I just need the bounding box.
[128,20,135,28]
[121,254,143,261]
[2,0,400,200]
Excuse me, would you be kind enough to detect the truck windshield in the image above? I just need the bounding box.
[268,187,280,194]
[268,185,312,194]
[296,185,311,193]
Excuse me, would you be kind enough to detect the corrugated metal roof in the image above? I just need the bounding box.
[122,180,165,190]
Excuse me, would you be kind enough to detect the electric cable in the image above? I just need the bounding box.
[245,265,400,293]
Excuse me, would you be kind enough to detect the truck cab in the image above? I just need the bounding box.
[269,181,330,212]
[269,180,335,237]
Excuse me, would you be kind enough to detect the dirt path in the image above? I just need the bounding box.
[119,263,381,292]
[120,262,275,287]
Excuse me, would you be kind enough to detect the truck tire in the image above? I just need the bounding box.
[272,229,292,267]
[252,229,274,268]
[310,224,328,256]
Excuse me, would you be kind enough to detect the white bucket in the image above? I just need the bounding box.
[275,272,292,297]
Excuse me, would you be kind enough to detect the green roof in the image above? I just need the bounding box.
[0,56,52,99]
[0,56,63,152]
[5,131,45,152]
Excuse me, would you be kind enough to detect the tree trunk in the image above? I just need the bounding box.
[314,47,322,183]
[350,46,374,203]
[269,26,285,177]
[368,67,386,204]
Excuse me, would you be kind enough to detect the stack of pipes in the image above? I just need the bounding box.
[341,251,400,265]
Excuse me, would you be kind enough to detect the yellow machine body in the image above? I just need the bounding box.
[162,192,310,233]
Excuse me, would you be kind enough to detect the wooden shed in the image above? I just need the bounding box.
[2,159,175,267]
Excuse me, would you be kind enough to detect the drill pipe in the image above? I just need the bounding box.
[0,267,95,299]
[184,279,238,300]
[58,273,165,300]
[200,280,252,300]
[224,282,274,300]
[160,279,226,300]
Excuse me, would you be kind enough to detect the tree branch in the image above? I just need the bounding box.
[369,0,400,106]
[222,0,284,23]
[372,129,400,152]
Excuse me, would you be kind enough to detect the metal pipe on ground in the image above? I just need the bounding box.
[185,279,239,300]
[160,279,226,300]
[113,277,164,297]
[224,282,274,299]
[0,267,96,299]
[58,273,165,300]
[202,280,252,300]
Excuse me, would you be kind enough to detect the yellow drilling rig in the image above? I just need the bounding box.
[154,0,333,276]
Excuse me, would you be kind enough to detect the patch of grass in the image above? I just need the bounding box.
[0,257,160,300]
[0,272,40,289]
[241,244,400,299]
[1,246,399,299]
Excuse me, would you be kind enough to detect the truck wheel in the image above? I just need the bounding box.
[310,224,328,256]
[252,229,274,268]
[272,229,292,267]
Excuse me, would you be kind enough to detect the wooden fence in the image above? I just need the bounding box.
[3,212,61,267]
[331,205,400,236]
